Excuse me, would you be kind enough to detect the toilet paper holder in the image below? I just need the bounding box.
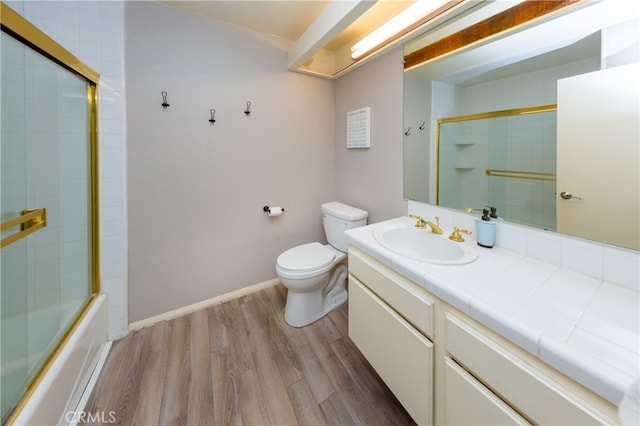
[263,206,284,216]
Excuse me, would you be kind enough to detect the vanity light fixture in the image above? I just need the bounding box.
[350,0,456,60]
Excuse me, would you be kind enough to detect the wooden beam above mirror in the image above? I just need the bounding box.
[404,0,584,71]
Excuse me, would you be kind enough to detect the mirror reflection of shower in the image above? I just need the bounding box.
[437,107,557,231]
[403,0,639,249]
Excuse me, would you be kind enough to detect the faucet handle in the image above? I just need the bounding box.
[409,214,427,229]
[449,227,472,242]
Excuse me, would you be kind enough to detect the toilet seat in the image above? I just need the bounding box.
[276,202,367,327]
[277,242,335,272]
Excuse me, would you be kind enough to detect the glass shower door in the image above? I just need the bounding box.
[0,106,30,424]
[1,26,95,423]
[1,27,32,422]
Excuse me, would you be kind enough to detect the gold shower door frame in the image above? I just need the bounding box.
[435,104,557,205]
[1,3,100,423]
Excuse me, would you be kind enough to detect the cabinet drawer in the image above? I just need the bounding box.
[349,276,433,425]
[445,314,611,425]
[445,357,530,425]
[349,248,434,339]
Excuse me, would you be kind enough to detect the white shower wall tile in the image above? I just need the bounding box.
[10,0,128,339]
[100,117,124,135]
[101,178,125,208]
[79,10,101,32]
[99,132,123,149]
[101,234,124,255]
[108,303,127,339]
[99,61,124,79]
[100,102,123,121]
[101,205,124,224]
[100,156,124,179]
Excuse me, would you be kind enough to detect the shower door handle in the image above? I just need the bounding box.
[0,208,47,248]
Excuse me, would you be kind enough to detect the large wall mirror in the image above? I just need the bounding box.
[403,0,639,250]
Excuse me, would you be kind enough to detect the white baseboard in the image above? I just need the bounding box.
[129,278,281,331]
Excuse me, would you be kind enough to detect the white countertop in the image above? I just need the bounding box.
[346,216,640,406]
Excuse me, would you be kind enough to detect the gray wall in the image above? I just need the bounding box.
[126,1,407,322]
[334,48,407,224]
[126,1,335,322]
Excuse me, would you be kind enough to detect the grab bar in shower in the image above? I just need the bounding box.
[0,208,47,248]
[485,169,556,182]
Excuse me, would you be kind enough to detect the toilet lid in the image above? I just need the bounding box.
[277,242,335,272]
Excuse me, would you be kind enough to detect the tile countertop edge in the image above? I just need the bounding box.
[345,219,638,407]
[539,333,634,405]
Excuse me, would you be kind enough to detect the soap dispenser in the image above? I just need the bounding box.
[476,208,496,248]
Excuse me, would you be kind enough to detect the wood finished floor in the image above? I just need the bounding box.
[82,284,416,426]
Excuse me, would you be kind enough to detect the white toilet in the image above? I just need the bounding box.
[276,201,368,327]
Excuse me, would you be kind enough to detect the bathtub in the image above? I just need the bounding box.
[9,294,109,425]
[3,299,82,383]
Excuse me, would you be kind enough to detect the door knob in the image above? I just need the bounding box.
[560,191,582,200]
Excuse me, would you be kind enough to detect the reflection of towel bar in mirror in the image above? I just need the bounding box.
[485,169,556,182]
[0,208,47,248]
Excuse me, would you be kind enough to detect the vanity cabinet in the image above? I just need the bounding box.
[444,357,530,425]
[348,248,434,425]
[347,247,617,426]
[445,313,611,425]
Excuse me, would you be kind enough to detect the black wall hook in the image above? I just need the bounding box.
[209,109,216,124]
[419,121,426,130]
[404,127,411,136]
[244,101,251,115]
[161,91,170,108]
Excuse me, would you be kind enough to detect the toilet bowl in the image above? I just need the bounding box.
[276,202,368,327]
[276,243,348,327]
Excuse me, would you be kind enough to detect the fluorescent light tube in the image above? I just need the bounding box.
[351,0,450,59]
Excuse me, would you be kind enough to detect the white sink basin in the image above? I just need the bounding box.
[373,219,478,265]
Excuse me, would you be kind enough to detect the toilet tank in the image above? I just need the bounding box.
[321,202,368,252]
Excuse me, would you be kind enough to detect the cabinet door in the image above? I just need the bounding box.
[349,248,434,338]
[446,313,613,425]
[445,357,531,425]
[349,276,433,425]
